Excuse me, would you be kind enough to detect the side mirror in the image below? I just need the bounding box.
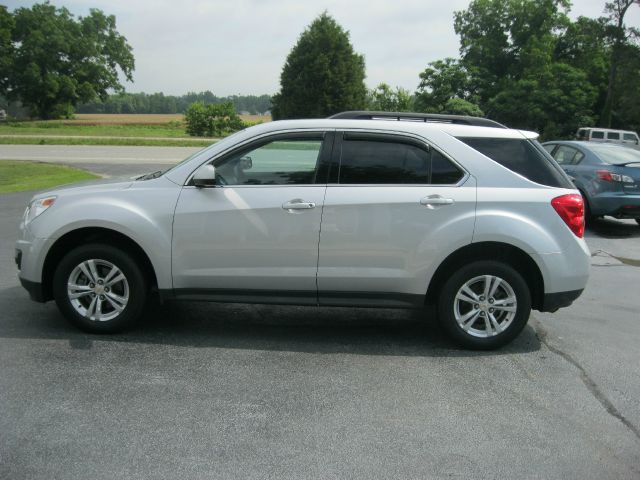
[193,164,217,188]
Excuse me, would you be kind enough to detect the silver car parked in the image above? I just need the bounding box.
[15,112,590,349]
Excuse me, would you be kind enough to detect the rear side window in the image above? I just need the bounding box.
[591,131,605,139]
[457,137,573,188]
[338,135,463,184]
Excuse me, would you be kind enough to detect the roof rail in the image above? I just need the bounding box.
[329,111,507,129]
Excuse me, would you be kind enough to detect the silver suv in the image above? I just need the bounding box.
[15,112,590,349]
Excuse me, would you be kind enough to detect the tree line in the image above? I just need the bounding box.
[76,92,272,115]
[273,1,640,139]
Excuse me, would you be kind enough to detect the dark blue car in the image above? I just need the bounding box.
[542,141,640,225]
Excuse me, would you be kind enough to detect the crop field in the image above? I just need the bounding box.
[0,113,271,146]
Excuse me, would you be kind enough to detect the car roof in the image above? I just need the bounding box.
[251,119,538,140]
[544,140,630,149]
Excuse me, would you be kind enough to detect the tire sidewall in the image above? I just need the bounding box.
[53,244,147,333]
[438,260,532,350]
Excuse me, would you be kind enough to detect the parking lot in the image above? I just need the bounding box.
[1,160,639,479]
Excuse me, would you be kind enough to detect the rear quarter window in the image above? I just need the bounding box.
[456,137,573,188]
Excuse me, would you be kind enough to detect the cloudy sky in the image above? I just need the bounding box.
[5,0,640,96]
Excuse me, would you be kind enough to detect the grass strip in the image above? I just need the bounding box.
[0,161,99,193]
[0,137,214,147]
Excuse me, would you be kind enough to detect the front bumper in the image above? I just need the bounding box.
[540,289,583,312]
[20,278,47,303]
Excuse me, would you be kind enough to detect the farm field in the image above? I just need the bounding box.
[0,113,271,146]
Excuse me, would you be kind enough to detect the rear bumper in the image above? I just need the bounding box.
[540,289,583,312]
[590,192,640,218]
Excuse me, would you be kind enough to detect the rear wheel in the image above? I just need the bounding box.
[53,244,147,333]
[437,261,531,350]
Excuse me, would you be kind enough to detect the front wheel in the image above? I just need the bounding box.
[53,244,147,333]
[437,261,531,350]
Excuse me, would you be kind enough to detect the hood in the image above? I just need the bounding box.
[31,178,134,201]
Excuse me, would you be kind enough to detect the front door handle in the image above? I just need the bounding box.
[420,195,454,208]
[282,199,316,210]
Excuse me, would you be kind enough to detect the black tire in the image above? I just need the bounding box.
[53,243,147,333]
[636,219,640,226]
[437,260,531,350]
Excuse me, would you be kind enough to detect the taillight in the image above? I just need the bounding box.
[551,194,584,238]
[596,170,613,182]
[596,170,633,183]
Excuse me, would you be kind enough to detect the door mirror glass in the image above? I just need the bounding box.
[193,164,217,188]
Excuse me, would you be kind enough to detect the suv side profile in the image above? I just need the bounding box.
[15,112,590,349]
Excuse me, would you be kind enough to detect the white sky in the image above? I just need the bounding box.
[4,0,640,96]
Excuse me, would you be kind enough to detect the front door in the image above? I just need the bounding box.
[172,132,333,303]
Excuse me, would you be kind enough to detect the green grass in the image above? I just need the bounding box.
[0,136,214,147]
[0,121,188,138]
[0,161,100,193]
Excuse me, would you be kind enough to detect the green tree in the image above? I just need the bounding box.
[185,102,245,137]
[271,12,366,119]
[0,6,13,96]
[7,3,134,118]
[366,83,413,111]
[414,58,479,112]
[599,0,640,127]
[442,98,484,116]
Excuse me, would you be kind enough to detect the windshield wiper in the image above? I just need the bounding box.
[136,170,164,180]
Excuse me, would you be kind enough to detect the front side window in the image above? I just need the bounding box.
[607,132,620,140]
[215,138,323,185]
[338,135,463,185]
[623,133,638,142]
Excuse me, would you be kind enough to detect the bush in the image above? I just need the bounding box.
[184,102,245,137]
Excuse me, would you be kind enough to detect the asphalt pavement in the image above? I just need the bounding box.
[0,162,639,479]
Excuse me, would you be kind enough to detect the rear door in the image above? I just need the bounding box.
[317,131,476,307]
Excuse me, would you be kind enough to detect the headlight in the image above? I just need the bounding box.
[24,196,56,224]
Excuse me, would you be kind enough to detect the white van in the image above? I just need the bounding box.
[576,127,639,147]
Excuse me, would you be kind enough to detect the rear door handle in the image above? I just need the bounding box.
[420,196,454,207]
[282,199,316,210]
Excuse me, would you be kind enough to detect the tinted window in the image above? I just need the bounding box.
[623,133,638,142]
[607,132,620,140]
[338,137,463,184]
[591,131,605,139]
[576,129,587,140]
[339,139,428,184]
[432,150,464,184]
[457,137,573,188]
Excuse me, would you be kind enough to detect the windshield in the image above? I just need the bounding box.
[589,145,640,165]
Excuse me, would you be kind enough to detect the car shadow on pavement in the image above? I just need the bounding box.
[586,217,640,239]
[0,286,541,357]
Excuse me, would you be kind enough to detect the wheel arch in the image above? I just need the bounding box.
[41,227,159,302]
[425,241,545,311]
